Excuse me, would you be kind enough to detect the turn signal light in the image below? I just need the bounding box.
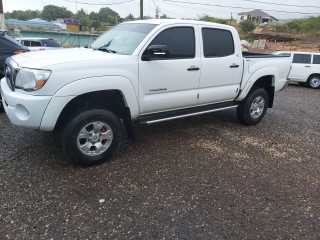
[13,50,25,54]
[36,80,47,89]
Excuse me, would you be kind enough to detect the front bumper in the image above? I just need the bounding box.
[1,78,52,129]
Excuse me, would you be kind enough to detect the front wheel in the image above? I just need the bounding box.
[0,94,3,112]
[306,75,320,89]
[237,88,269,125]
[61,109,122,166]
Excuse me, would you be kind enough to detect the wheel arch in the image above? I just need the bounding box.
[250,75,275,108]
[53,90,135,140]
[237,70,276,108]
[40,76,138,139]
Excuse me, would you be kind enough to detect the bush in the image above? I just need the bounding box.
[239,20,256,33]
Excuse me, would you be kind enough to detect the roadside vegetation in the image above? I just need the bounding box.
[5,5,120,32]
[4,5,320,40]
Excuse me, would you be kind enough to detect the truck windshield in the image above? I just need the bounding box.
[90,23,157,55]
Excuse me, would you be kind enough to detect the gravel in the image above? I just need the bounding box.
[0,84,319,239]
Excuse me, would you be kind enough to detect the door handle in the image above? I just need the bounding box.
[230,64,239,68]
[305,66,311,68]
[187,66,200,71]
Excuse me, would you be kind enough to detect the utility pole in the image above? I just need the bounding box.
[140,0,143,20]
[155,6,160,19]
[0,0,5,29]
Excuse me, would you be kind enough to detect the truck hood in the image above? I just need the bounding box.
[11,48,123,69]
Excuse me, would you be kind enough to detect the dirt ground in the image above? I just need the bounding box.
[266,41,320,52]
[0,84,319,239]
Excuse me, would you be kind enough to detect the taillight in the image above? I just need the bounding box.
[13,50,25,54]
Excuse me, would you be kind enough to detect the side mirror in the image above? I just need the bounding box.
[142,45,169,61]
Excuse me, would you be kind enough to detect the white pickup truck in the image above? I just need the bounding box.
[1,19,291,166]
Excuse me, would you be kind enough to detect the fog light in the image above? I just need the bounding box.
[15,104,30,121]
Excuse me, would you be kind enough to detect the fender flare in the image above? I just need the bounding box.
[40,76,139,131]
[236,67,277,101]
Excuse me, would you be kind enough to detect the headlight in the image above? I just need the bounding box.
[15,68,51,91]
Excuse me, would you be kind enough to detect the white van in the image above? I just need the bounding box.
[273,51,320,89]
[16,38,63,51]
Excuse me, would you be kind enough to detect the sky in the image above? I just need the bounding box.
[3,0,320,20]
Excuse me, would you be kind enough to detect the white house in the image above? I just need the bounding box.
[237,9,278,25]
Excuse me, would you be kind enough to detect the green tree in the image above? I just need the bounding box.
[198,14,228,25]
[5,10,40,20]
[41,5,73,21]
[98,7,120,23]
[125,14,135,21]
[89,11,99,21]
[74,9,90,31]
[239,20,256,33]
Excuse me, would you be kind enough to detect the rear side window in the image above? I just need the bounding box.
[292,54,311,64]
[41,39,62,47]
[313,55,320,64]
[31,41,42,47]
[22,40,31,47]
[149,27,195,59]
[202,28,234,57]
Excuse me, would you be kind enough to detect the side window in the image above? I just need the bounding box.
[292,54,311,64]
[313,55,320,64]
[149,27,195,59]
[202,28,234,58]
[31,41,42,47]
[23,40,31,47]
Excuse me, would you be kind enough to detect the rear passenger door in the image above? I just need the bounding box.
[198,27,242,105]
[289,53,312,82]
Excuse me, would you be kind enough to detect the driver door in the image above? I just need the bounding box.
[138,25,201,114]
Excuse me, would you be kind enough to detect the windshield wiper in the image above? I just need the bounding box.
[93,47,117,54]
[100,47,117,53]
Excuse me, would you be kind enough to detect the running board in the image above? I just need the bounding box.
[136,102,238,125]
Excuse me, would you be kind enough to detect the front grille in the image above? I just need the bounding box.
[4,58,19,91]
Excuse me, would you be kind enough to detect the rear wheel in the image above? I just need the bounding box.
[306,75,320,89]
[61,109,122,166]
[237,88,269,125]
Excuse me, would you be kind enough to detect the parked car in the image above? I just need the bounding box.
[0,30,29,111]
[1,19,291,166]
[273,51,320,89]
[16,37,63,51]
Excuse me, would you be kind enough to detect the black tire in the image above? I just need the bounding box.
[306,75,320,89]
[0,74,4,112]
[61,109,122,166]
[0,95,3,112]
[237,88,269,125]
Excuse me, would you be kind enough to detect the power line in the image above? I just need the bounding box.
[159,0,320,15]
[160,1,244,16]
[63,0,135,5]
[161,7,190,18]
[242,0,320,9]
[152,0,190,18]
